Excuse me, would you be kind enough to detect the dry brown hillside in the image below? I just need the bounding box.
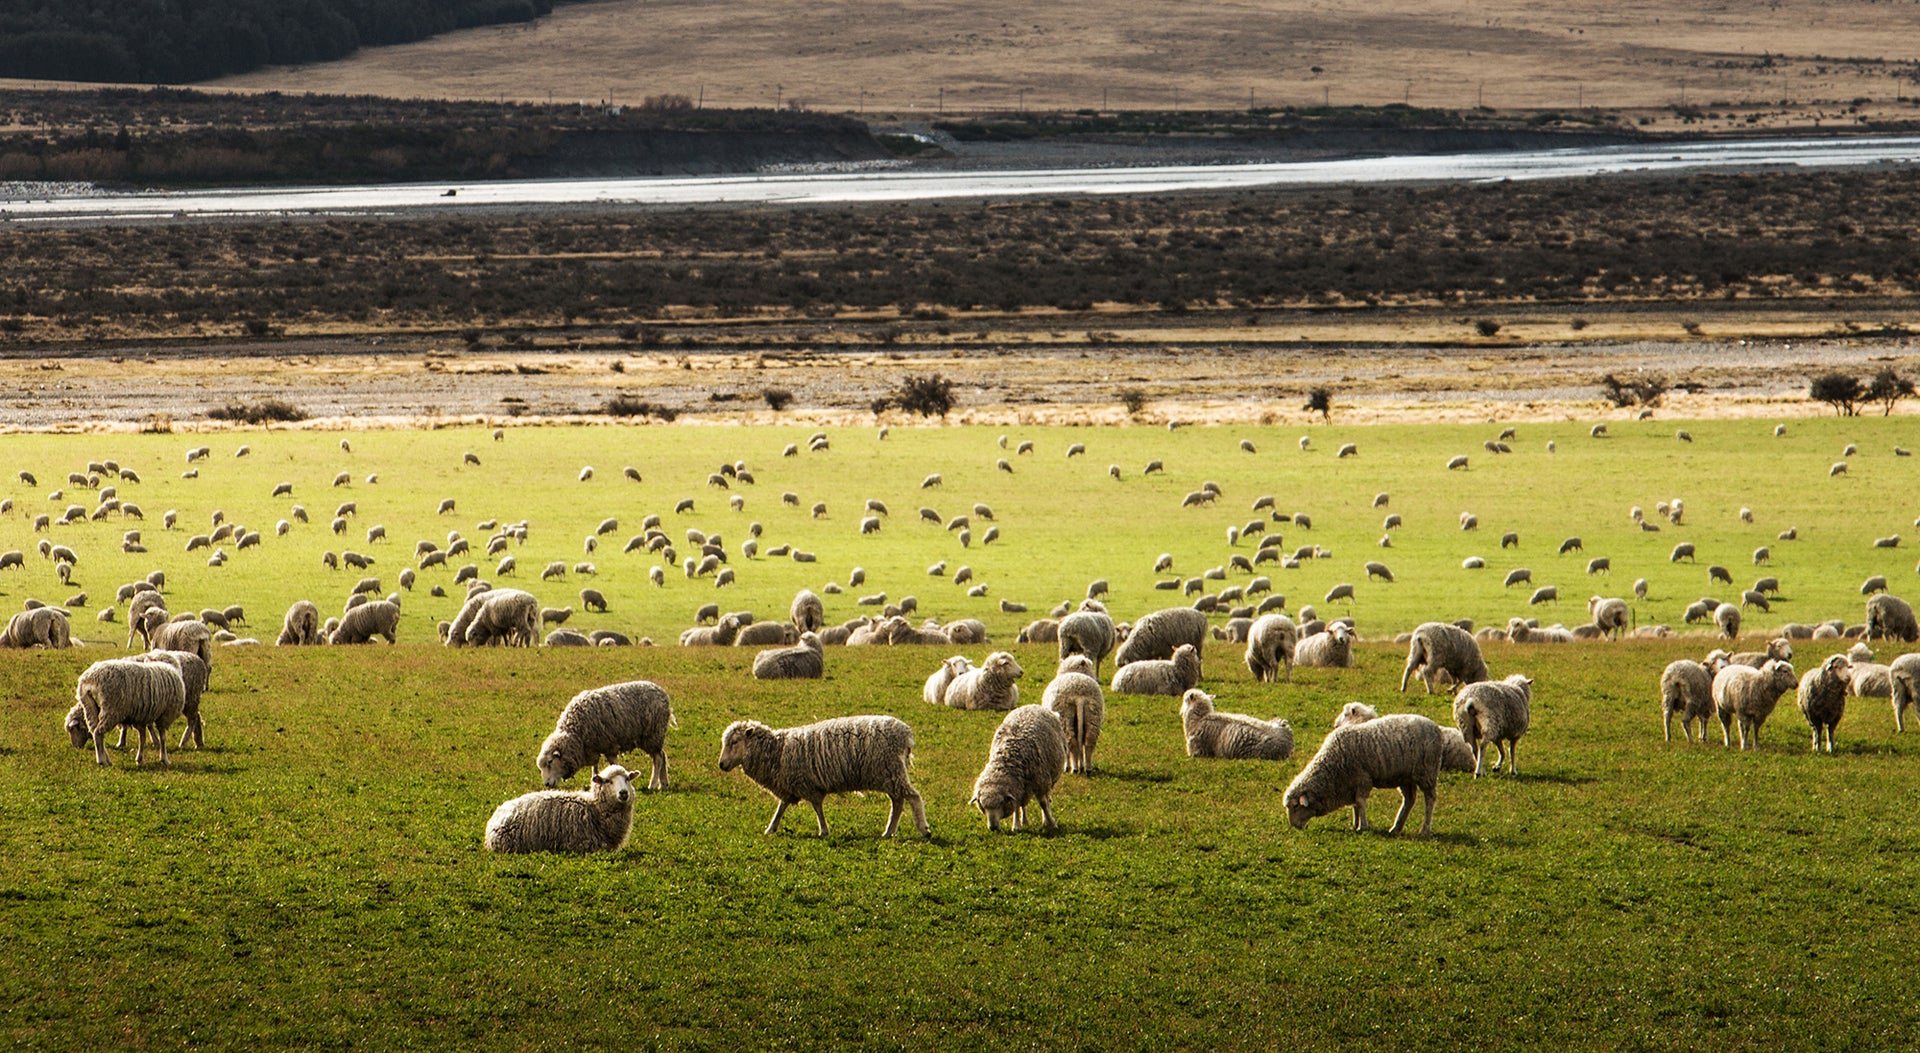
[210,0,1920,121]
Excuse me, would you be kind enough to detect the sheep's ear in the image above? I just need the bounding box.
[591,773,605,785]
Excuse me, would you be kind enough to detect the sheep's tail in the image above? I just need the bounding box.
[667,707,680,730]
[1458,699,1483,744]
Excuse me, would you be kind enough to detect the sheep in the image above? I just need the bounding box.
[1503,568,1532,588]
[1708,565,1734,587]
[1528,586,1559,606]
[1018,618,1059,644]
[944,651,1024,711]
[1446,455,1469,470]
[1830,462,1848,477]
[970,705,1070,831]
[679,613,746,647]
[718,715,928,837]
[752,633,825,679]
[1242,613,1298,683]
[449,589,539,648]
[1714,603,1742,640]
[1110,643,1202,696]
[1589,595,1630,639]
[1,606,72,649]
[1044,655,1104,774]
[544,628,592,647]
[532,680,675,790]
[1452,674,1533,776]
[1558,537,1583,555]
[1284,713,1442,835]
[575,588,607,614]
[1114,606,1208,667]
[72,658,187,766]
[147,617,213,668]
[1863,574,1893,596]
[1866,593,1918,641]
[1293,623,1355,668]
[1180,689,1294,761]
[923,655,975,705]
[1660,655,1726,743]
[1506,618,1573,644]
[1712,660,1800,749]
[330,600,400,644]
[484,765,638,854]
[1587,557,1611,576]
[1463,556,1486,569]
[1798,654,1853,753]
[272,600,321,646]
[1889,653,1920,731]
[1364,561,1394,583]
[1671,543,1696,563]
[1057,606,1117,673]
[1400,622,1490,694]
[1728,637,1793,667]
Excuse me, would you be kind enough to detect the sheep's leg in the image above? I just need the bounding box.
[809,800,829,837]
[152,725,170,767]
[882,796,903,839]
[764,801,790,835]
[650,750,668,791]
[131,724,147,765]
[1036,794,1057,832]
[90,718,112,766]
[1386,786,1418,835]
[1506,741,1517,775]
[1416,781,1435,836]
[905,791,928,836]
[1718,712,1733,747]
[1351,792,1369,832]
[1471,741,1486,779]
[1663,709,1674,743]
[1894,695,1908,733]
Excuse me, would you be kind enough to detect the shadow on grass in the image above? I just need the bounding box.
[1086,767,1175,784]
[1505,770,1597,786]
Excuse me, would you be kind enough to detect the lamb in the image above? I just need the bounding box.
[1111,643,1202,696]
[1452,674,1533,776]
[1888,652,1920,731]
[329,600,401,645]
[483,765,639,854]
[1293,623,1355,668]
[718,715,928,837]
[1179,689,1294,760]
[1588,595,1630,639]
[1114,606,1208,666]
[1660,655,1726,743]
[790,588,825,633]
[752,633,825,679]
[1712,659,1799,750]
[1243,613,1298,682]
[1797,654,1853,753]
[537,680,675,789]
[72,658,187,766]
[1399,622,1490,694]
[1044,655,1104,774]
[1057,605,1118,672]
[923,655,975,705]
[1865,593,1919,642]
[127,649,211,749]
[970,705,1070,831]
[1283,713,1443,835]
[944,651,1024,711]
[579,588,608,613]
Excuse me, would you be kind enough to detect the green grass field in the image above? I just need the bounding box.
[5,417,1920,1050]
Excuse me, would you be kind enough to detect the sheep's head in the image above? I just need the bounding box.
[1334,702,1379,728]
[1768,638,1794,661]
[537,731,578,788]
[717,720,772,771]
[591,765,634,805]
[944,655,974,678]
[1284,791,1325,830]
[1079,599,1108,614]
[1056,654,1095,679]
[986,651,1023,680]
[65,703,90,748]
[1824,654,1853,678]
[1179,689,1214,722]
[1329,623,1354,645]
[1762,660,1798,691]
[969,788,1021,832]
[798,631,822,651]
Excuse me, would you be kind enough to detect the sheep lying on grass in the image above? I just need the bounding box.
[1111,643,1202,697]
[538,681,675,789]
[970,705,1069,831]
[1452,674,1533,776]
[1179,690,1293,760]
[922,655,974,705]
[752,632,824,680]
[484,765,638,854]
[1284,713,1443,835]
[1294,623,1355,668]
[944,651,1024,711]
[718,715,928,838]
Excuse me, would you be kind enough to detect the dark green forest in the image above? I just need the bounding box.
[0,0,583,84]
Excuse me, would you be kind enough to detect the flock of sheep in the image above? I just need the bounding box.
[13,420,1920,847]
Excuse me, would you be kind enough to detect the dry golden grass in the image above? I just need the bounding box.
[207,0,1920,125]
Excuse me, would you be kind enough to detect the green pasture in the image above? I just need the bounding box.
[0,415,1917,645]
[5,417,1920,1050]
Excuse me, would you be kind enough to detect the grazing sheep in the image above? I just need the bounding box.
[1463,556,1486,569]
[1558,537,1583,554]
[275,599,322,646]
[1708,565,1734,586]
[1588,596,1630,639]
[1866,593,1919,642]
[1503,568,1532,588]
[1045,655,1104,774]
[1528,586,1559,606]
[1,606,72,649]
[718,715,928,838]
[1180,690,1294,761]
[484,765,638,854]
[330,600,400,644]
[1293,623,1355,668]
[1057,606,1117,673]
[1018,618,1060,644]
[1660,655,1726,743]
[1830,462,1848,477]
[1671,543,1696,563]
[1400,622,1490,694]
[72,658,188,766]
[1862,575,1890,596]
[1712,660,1799,749]
[1452,674,1533,776]
[923,655,975,706]
[1101,604,1205,665]
[944,651,1024,711]
[537,681,675,790]
[1714,604,1742,640]
[1243,613,1299,683]
[1364,561,1394,583]
[1284,713,1442,835]
[1446,455,1469,470]
[753,633,825,680]
[1111,643,1202,696]
[970,706,1070,831]
[1798,654,1853,753]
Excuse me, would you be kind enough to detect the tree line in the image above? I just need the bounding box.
[0,0,579,84]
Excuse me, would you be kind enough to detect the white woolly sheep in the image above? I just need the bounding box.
[1712,659,1799,750]
[1714,603,1742,640]
[1400,622,1490,694]
[1798,654,1853,753]
[2,606,72,649]
[1283,713,1443,835]
[1728,637,1793,667]
[1506,618,1572,644]
[1452,674,1533,776]
[790,589,825,634]
[1243,613,1298,683]
[1045,655,1104,774]
[1503,568,1532,588]
[718,715,928,837]
[923,655,975,705]
[73,658,187,766]
[1865,593,1919,642]
[1111,643,1202,696]
[127,649,210,750]
[1887,652,1920,731]
[329,600,400,645]
[1180,689,1293,761]
[1115,606,1208,667]
[1294,623,1355,668]
[753,633,825,680]
[538,681,674,789]
[1588,596,1630,639]
[735,621,795,647]
[945,651,1024,711]
[484,765,638,854]
[1660,656,1725,743]
[276,599,322,645]
[971,705,1070,831]
[1057,606,1117,672]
